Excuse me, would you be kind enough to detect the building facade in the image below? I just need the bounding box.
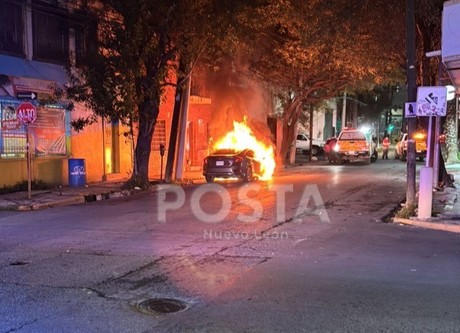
[0,0,212,187]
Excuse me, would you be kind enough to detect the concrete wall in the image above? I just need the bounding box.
[1,157,66,187]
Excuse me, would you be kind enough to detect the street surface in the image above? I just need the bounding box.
[1,159,460,332]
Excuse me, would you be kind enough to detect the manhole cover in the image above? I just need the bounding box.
[136,298,188,316]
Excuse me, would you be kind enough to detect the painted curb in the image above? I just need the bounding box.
[15,196,86,211]
[393,217,460,233]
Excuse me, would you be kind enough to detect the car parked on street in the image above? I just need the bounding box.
[394,132,427,161]
[203,148,260,183]
[333,128,377,164]
[296,133,325,156]
[324,137,338,163]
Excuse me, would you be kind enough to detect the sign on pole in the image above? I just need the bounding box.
[416,86,447,116]
[15,102,37,200]
[17,91,37,100]
[1,105,20,130]
[405,102,417,118]
[16,101,37,125]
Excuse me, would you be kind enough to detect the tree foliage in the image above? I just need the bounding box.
[66,0,458,177]
[237,0,405,163]
[66,0,240,186]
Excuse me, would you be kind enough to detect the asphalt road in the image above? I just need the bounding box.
[1,159,460,332]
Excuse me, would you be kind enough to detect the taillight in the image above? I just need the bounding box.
[234,157,243,164]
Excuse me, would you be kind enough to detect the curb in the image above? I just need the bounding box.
[0,189,135,211]
[15,196,86,211]
[393,216,460,233]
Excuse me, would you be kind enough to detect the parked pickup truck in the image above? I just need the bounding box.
[296,133,325,156]
[333,128,377,164]
[394,132,427,162]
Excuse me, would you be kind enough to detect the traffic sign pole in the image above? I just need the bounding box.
[15,101,37,200]
[433,115,441,187]
[426,116,433,167]
[26,125,31,200]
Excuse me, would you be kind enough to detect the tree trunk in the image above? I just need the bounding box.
[280,119,297,165]
[132,97,159,188]
[280,102,302,165]
[445,102,459,164]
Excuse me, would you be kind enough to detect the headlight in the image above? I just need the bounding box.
[333,144,339,152]
[413,132,426,140]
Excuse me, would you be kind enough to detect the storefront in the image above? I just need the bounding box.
[0,75,70,187]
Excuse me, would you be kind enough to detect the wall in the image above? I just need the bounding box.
[0,157,66,187]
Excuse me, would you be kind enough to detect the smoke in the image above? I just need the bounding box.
[206,60,274,149]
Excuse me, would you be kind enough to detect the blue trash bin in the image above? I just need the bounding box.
[68,158,86,187]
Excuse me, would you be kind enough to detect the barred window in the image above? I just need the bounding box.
[151,120,166,151]
[32,7,69,64]
[74,21,97,67]
[0,0,24,56]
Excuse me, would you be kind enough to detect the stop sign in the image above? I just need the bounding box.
[16,101,37,125]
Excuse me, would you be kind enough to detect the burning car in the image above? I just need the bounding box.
[203,148,260,183]
[204,120,276,183]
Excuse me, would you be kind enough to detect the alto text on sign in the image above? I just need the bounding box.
[16,101,37,124]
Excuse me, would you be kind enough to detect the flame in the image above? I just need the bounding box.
[213,120,276,180]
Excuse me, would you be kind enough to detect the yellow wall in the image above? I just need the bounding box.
[69,103,134,183]
[0,157,66,187]
[70,120,133,183]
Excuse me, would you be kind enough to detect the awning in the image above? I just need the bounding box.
[0,55,69,98]
[0,54,68,86]
[442,0,460,94]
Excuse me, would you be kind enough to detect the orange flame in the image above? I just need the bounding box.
[213,120,276,180]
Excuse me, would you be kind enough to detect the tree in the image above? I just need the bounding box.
[163,0,249,181]
[67,0,250,187]
[239,0,404,164]
[67,0,180,188]
[445,101,459,164]
[414,0,459,167]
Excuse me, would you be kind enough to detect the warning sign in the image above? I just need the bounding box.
[416,86,447,116]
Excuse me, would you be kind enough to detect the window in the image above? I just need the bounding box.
[339,131,366,141]
[74,21,97,67]
[32,8,69,64]
[0,0,24,56]
[151,120,166,151]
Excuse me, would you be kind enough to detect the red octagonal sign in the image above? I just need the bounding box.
[16,101,37,125]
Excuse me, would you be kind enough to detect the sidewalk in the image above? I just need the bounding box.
[0,181,134,211]
[393,163,460,233]
[0,169,207,211]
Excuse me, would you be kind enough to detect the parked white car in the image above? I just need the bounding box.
[296,133,325,156]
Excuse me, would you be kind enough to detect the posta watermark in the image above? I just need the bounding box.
[156,183,330,224]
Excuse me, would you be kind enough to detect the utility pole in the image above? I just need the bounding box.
[406,0,417,206]
[164,87,182,182]
[175,74,191,180]
[341,91,347,131]
[309,104,314,162]
[164,65,187,182]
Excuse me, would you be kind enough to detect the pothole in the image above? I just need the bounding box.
[135,298,189,316]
